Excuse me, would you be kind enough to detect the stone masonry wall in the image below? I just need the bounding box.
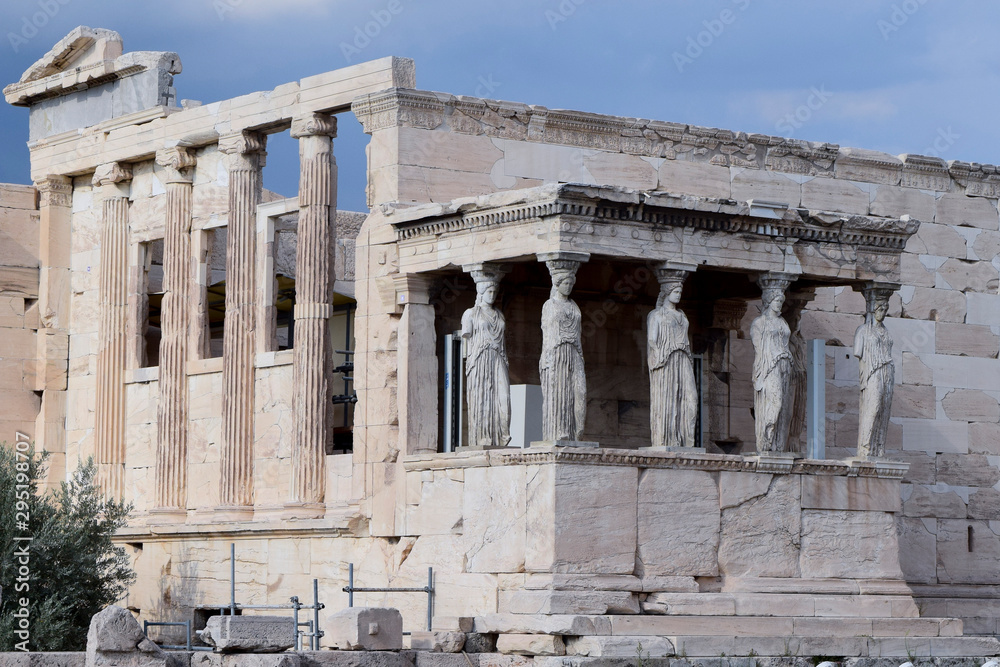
[352,90,1000,622]
[0,184,43,476]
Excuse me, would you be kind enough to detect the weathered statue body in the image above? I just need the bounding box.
[540,258,587,441]
[461,267,511,448]
[648,270,698,448]
[854,285,896,458]
[751,277,794,453]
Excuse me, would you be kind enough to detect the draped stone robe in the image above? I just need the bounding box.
[751,313,793,452]
[461,304,511,447]
[855,320,894,458]
[648,305,698,448]
[540,297,586,441]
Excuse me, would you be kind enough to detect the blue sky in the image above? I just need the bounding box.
[1,0,997,212]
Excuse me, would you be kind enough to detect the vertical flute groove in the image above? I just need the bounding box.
[219,139,262,510]
[155,180,192,510]
[94,194,130,499]
[290,120,337,507]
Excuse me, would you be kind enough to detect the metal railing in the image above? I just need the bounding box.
[143,543,326,651]
[344,562,434,632]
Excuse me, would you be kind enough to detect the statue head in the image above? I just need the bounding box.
[761,286,785,315]
[471,268,503,307]
[863,286,893,325]
[545,260,579,299]
[655,268,688,309]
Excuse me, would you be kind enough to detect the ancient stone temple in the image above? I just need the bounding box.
[4,25,1000,660]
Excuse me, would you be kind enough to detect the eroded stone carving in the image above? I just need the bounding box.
[750,273,795,453]
[854,282,898,458]
[538,251,589,442]
[648,263,698,449]
[461,263,511,448]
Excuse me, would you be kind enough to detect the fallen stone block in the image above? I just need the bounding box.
[298,652,410,667]
[565,635,674,658]
[0,652,86,667]
[462,633,497,654]
[409,632,465,653]
[327,608,403,651]
[200,615,296,654]
[495,634,565,656]
[430,617,473,633]
[86,605,167,667]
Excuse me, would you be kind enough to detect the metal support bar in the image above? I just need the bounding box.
[343,564,435,631]
[143,620,195,651]
[229,543,236,616]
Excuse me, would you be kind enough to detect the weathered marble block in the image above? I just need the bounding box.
[636,468,719,577]
[524,463,637,574]
[327,607,403,651]
[201,615,296,654]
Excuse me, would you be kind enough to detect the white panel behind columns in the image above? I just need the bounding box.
[807,339,826,459]
[511,384,543,448]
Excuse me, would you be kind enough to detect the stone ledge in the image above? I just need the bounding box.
[403,446,909,479]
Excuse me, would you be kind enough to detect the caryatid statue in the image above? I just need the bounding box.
[750,273,796,453]
[460,263,511,448]
[648,264,699,449]
[538,251,590,442]
[854,283,897,458]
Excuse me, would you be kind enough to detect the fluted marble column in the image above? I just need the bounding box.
[150,148,196,521]
[287,114,338,516]
[218,131,265,517]
[93,162,133,499]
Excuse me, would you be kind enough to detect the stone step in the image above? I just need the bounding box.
[473,613,962,639]
[611,615,961,638]
[641,592,919,618]
[496,633,1000,659]
[665,635,1000,659]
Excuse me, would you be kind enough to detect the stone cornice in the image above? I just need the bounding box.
[353,87,999,195]
[5,50,181,107]
[402,446,909,479]
[390,183,921,251]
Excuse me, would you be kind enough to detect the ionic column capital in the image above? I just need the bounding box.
[219,130,267,170]
[34,175,72,208]
[290,113,337,139]
[92,162,133,189]
[156,147,197,184]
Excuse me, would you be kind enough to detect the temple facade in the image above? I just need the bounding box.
[4,26,1000,658]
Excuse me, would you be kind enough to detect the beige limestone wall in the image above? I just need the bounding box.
[0,184,41,455]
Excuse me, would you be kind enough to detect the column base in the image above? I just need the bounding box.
[213,505,255,522]
[530,440,600,448]
[282,502,326,520]
[146,507,188,525]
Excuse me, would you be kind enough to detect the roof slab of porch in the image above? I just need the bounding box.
[387,183,920,286]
